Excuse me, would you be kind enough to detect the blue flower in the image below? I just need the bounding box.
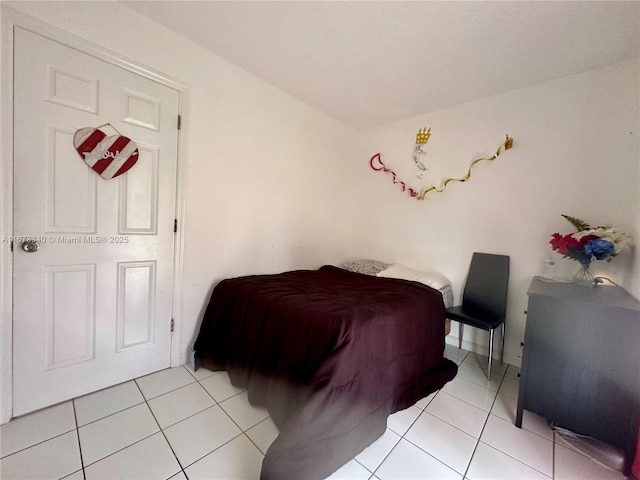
[584,238,615,260]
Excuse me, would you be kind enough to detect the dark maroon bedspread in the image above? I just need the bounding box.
[194,265,457,479]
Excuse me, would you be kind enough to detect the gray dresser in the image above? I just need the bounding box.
[516,277,640,473]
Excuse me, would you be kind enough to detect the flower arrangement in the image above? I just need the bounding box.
[549,215,632,285]
[550,215,632,263]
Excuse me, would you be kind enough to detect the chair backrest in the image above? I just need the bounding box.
[462,252,510,318]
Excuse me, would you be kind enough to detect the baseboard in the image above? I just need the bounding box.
[445,335,522,368]
[179,351,188,367]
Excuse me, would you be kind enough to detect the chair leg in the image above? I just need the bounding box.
[488,328,494,381]
[500,322,506,365]
[458,323,464,350]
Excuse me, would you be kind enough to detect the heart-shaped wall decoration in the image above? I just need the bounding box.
[73,127,139,179]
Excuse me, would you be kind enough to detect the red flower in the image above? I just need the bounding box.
[549,233,581,255]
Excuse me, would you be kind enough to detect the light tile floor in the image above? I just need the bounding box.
[0,345,629,480]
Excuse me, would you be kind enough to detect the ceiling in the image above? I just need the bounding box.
[123,1,639,130]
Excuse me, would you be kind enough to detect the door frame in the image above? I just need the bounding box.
[1,6,189,424]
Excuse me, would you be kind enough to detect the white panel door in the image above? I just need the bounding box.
[13,27,180,416]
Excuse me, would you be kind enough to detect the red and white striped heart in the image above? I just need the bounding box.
[73,127,139,179]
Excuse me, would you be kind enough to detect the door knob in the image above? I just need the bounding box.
[21,241,39,253]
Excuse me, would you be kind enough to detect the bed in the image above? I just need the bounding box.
[341,259,454,335]
[193,262,458,479]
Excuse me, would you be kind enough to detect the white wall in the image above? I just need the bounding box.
[2,1,360,364]
[352,60,640,365]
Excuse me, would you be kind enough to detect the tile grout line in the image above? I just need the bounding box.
[216,396,267,447]
[192,374,256,436]
[405,366,508,478]
[370,350,471,478]
[352,457,373,476]
[401,435,470,477]
[80,430,162,470]
[74,400,147,429]
[195,368,363,477]
[144,366,268,473]
[461,366,507,479]
[377,358,521,479]
[472,432,554,475]
[71,400,87,480]
[192,370,270,460]
[438,387,499,414]
[368,430,401,478]
[149,402,219,431]
[0,427,76,460]
[421,378,502,439]
[146,368,228,430]
[192,367,248,407]
[139,373,198,402]
[179,431,247,472]
[464,364,554,479]
[133,378,187,479]
[183,365,219,383]
[473,440,554,479]
[496,414,555,443]
[370,388,447,478]
[242,424,270,458]
[139,371,259,475]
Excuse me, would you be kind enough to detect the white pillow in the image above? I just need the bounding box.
[377,263,451,290]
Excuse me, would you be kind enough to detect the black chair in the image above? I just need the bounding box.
[446,252,510,380]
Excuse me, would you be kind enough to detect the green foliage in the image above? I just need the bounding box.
[562,214,591,232]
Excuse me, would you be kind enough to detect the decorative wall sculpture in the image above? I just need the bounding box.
[370,129,513,200]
